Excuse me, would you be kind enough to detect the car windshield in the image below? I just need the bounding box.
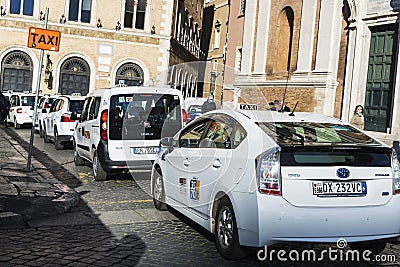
[20,96,35,106]
[257,122,380,146]
[109,93,182,140]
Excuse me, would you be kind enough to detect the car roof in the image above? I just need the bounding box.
[88,86,183,96]
[57,95,86,101]
[209,109,344,124]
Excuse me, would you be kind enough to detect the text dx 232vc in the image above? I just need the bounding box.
[151,109,400,260]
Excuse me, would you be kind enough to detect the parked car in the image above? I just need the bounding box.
[151,109,400,259]
[7,92,38,128]
[35,95,58,137]
[73,86,185,181]
[43,94,85,150]
[183,97,207,122]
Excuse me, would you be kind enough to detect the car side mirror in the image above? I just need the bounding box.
[160,137,175,148]
[70,112,78,121]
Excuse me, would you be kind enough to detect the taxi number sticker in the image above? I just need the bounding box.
[190,177,200,200]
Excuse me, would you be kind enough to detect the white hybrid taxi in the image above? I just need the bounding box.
[151,109,400,259]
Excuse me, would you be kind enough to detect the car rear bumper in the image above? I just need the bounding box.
[97,140,153,172]
[233,192,400,247]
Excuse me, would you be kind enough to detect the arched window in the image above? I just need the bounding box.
[60,57,90,95]
[1,51,33,92]
[124,0,147,29]
[115,63,144,86]
[274,7,294,73]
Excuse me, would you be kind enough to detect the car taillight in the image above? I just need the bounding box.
[17,108,22,113]
[61,113,74,122]
[100,109,108,141]
[182,109,188,123]
[256,147,282,196]
[392,150,400,194]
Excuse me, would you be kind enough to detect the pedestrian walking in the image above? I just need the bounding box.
[201,94,217,113]
[350,105,364,130]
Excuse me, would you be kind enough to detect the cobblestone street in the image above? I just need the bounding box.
[1,128,400,267]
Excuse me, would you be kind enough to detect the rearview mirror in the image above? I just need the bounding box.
[160,137,175,148]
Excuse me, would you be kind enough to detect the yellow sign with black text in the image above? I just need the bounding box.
[27,27,61,52]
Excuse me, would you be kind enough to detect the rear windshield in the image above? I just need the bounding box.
[69,100,84,114]
[21,96,35,106]
[257,122,380,146]
[188,105,202,113]
[109,93,182,140]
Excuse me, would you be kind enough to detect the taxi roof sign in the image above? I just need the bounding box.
[27,27,61,52]
[239,104,258,110]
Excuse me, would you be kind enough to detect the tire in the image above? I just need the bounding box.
[152,167,167,211]
[350,242,387,255]
[54,129,64,150]
[214,197,246,260]
[14,117,20,129]
[93,150,107,181]
[39,123,44,138]
[43,124,50,143]
[73,140,85,166]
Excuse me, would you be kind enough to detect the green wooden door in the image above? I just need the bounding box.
[364,25,398,132]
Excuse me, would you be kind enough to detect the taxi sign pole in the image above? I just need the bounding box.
[27,8,49,171]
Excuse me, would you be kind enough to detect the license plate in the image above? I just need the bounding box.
[131,147,160,154]
[313,181,367,196]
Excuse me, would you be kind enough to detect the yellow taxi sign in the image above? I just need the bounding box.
[27,27,61,52]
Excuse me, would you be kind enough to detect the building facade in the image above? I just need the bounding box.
[0,0,175,95]
[203,0,229,105]
[168,0,206,99]
[342,0,400,141]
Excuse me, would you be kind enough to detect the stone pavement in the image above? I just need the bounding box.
[0,127,79,229]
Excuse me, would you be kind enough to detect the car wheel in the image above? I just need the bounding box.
[43,124,50,143]
[214,197,246,260]
[152,167,167,211]
[14,117,20,129]
[39,124,44,138]
[93,150,107,181]
[350,242,387,255]
[54,129,64,150]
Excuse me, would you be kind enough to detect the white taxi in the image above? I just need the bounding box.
[35,95,58,137]
[43,94,85,149]
[8,92,37,128]
[151,109,400,259]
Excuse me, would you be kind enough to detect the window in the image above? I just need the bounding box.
[239,0,246,16]
[10,0,34,16]
[179,120,209,148]
[124,0,147,30]
[200,120,233,149]
[274,7,294,72]
[68,0,91,23]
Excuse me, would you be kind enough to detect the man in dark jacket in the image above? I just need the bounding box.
[0,92,10,123]
[201,95,217,113]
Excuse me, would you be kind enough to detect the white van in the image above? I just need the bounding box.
[73,86,185,180]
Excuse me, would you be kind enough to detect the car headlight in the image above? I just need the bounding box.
[256,147,282,196]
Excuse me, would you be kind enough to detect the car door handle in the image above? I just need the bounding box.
[183,158,190,167]
[212,159,222,168]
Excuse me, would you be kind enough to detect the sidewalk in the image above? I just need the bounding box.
[0,127,79,229]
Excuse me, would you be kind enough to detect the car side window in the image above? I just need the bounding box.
[56,100,64,111]
[88,97,101,120]
[80,97,92,122]
[232,123,247,148]
[49,99,59,113]
[201,120,233,149]
[179,120,209,148]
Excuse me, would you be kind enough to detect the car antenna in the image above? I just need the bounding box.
[280,70,290,113]
[289,101,299,116]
